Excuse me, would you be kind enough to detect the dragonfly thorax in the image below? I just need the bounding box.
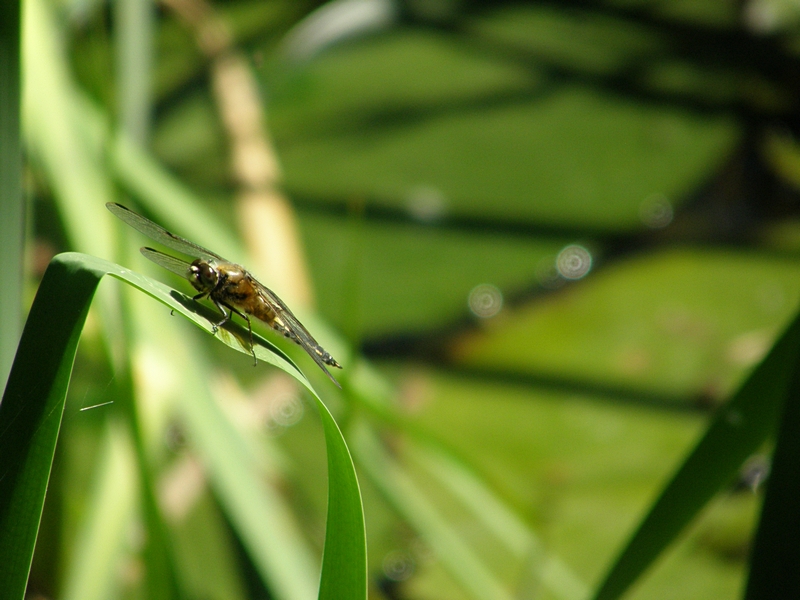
[189,258,219,293]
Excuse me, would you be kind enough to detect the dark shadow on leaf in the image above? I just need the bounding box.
[166,289,300,373]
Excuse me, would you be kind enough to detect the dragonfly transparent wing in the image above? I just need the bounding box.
[249,274,343,385]
[140,247,193,280]
[107,202,224,262]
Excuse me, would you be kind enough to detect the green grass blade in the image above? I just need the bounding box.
[0,255,101,599]
[406,442,589,600]
[173,346,366,599]
[61,422,138,600]
[353,421,514,600]
[171,343,320,600]
[114,0,153,144]
[317,399,367,599]
[0,0,23,388]
[23,0,114,260]
[592,313,800,600]
[0,251,365,600]
[124,260,366,598]
[744,355,800,598]
[76,90,366,597]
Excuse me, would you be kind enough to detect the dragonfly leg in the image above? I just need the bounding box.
[246,318,256,366]
[221,303,257,366]
[210,299,231,334]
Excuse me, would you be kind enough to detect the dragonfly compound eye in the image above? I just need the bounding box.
[189,259,219,290]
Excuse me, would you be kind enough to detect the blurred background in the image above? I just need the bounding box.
[11,0,800,598]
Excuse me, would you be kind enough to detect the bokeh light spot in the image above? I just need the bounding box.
[382,550,414,582]
[406,185,447,222]
[639,193,673,229]
[270,393,305,428]
[556,245,592,280]
[468,283,503,318]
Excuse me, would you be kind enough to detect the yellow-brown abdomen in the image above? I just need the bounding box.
[211,264,278,326]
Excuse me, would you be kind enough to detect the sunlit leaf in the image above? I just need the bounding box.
[0,252,366,600]
[593,313,800,600]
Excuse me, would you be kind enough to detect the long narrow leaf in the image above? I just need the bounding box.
[0,255,100,598]
[317,398,366,599]
[406,442,588,600]
[353,420,514,600]
[593,313,800,600]
[114,0,153,144]
[61,423,138,600]
[0,0,23,388]
[0,252,366,600]
[744,348,800,598]
[23,0,113,259]
[170,338,321,600]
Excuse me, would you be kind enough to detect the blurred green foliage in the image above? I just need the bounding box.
[9,0,800,598]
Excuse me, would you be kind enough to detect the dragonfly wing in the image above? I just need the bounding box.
[141,247,193,280]
[250,276,343,387]
[300,345,342,388]
[107,202,224,262]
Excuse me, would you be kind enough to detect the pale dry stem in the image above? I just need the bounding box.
[161,0,313,307]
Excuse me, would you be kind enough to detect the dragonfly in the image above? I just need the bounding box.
[107,202,342,387]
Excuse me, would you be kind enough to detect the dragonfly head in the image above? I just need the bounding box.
[189,259,219,293]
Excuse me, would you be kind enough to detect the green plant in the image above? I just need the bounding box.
[0,252,366,599]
